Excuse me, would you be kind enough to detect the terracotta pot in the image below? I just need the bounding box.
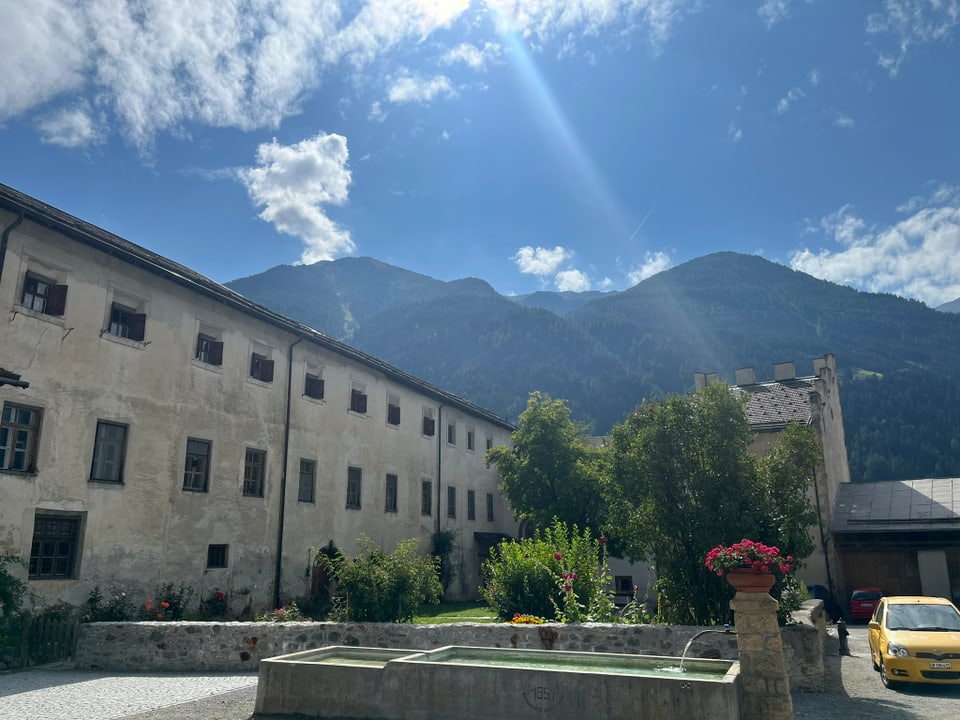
[725,568,775,593]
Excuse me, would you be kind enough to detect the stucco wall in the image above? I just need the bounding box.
[75,600,828,692]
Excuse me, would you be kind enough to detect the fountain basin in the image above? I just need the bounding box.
[255,645,741,719]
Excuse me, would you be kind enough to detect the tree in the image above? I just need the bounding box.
[604,384,821,625]
[485,392,607,532]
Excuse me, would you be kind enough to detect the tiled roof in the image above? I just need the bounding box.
[732,377,817,431]
[830,478,960,534]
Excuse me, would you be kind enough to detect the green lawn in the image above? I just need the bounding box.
[412,601,499,624]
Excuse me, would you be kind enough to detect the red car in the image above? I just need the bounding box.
[850,587,885,622]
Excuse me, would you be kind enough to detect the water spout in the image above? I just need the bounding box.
[679,624,735,672]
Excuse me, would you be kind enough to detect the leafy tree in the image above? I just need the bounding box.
[320,535,442,623]
[604,384,820,625]
[485,392,607,532]
[0,556,28,648]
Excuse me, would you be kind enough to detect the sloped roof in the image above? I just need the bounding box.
[0,183,514,430]
[830,478,960,534]
[732,377,817,431]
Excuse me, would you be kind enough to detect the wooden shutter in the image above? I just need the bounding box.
[209,341,224,366]
[305,374,324,399]
[261,359,275,383]
[128,313,147,341]
[46,284,68,316]
[423,417,435,436]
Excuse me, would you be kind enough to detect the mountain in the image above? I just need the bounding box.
[938,297,960,313]
[225,252,960,483]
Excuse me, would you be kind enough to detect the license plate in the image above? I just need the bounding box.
[930,662,952,669]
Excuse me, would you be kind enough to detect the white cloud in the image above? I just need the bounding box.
[37,103,105,148]
[866,0,960,77]
[512,246,573,276]
[555,268,592,292]
[627,251,672,285]
[727,121,743,142]
[833,113,855,128]
[776,87,805,114]
[896,182,960,213]
[440,42,502,70]
[387,72,456,104]
[238,133,355,265]
[808,68,820,87]
[790,189,960,306]
[757,0,790,29]
[369,101,387,122]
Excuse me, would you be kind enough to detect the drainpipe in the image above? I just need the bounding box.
[0,210,25,287]
[812,462,835,598]
[436,404,446,534]
[273,335,303,609]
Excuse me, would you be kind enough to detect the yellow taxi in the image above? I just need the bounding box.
[868,595,960,689]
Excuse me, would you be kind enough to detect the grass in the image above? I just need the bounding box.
[412,601,499,624]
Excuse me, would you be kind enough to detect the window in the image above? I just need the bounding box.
[195,333,223,365]
[243,448,266,497]
[486,493,495,522]
[615,575,634,594]
[108,302,146,341]
[467,427,475,451]
[350,385,368,414]
[250,352,274,382]
[387,394,401,426]
[486,436,493,451]
[90,421,127,483]
[346,466,362,509]
[207,544,228,569]
[304,372,325,400]
[21,272,67,316]
[29,513,82,579]
[467,490,476,521]
[1,402,42,472]
[385,473,398,513]
[447,422,456,446]
[447,485,457,518]
[298,459,315,503]
[421,480,433,516]
[183,438,210,492]
[422,407,436,437]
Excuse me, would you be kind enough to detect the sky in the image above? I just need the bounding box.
[2,0,960,306]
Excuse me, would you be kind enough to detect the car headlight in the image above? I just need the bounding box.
[887,642,909,658]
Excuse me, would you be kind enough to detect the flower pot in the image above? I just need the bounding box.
[725,568,775,593]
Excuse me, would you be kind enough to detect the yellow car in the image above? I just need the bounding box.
[868,595,960,689]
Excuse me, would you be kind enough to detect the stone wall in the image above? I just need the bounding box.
[75,601,828,692]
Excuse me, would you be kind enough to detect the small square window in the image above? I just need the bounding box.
[183,438,211,492]
[108,302,146,341]
[350,386,368,414]
[298,459,316,503]
[1,402,42,473]
[304,372,325,400]
[22,272,67,316]
[422,408,436,437]
[385,473,398,513]
[421,480,433,516]
[447,422,456,446]
[387,395,401,426]
[447,485,457,518]
[195,333,223,365]
[486,493,495,522]
[346,466,362,509]
[243,448,266,497]
[29,512,82,579]
[90,421,127,483]
[250,353,274,382]
[467,427,475,451]
[467,490,476,521]
[207,544,228,569]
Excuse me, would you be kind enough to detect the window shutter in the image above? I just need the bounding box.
[209,341,224,366]
[128,313,147,341]
[423,417,435,436]
[261,359,275,383]
[46,284,68,316]
[305,374,324,399]
[388,405,401,425]
[358,393,367,414]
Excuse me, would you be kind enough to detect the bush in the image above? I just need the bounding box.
[83,584,136,622]
[255,601,303,623]
[0,556,29,648]
[321,535,442,623]
[144,583,193,621]
[481,521,619,622]
[196,589,230,619]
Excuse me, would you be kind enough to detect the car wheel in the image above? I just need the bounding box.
[879,658,902,690]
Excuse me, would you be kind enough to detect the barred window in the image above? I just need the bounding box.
[183,438,211,492]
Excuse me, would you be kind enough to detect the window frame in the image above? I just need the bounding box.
[249,352,275,383]
[304,372,325,400]
[90,420,128,484]
[466,427,475,452]
[29,512,83,580]
[21,271,67,316]
[422,407,435,437]
[467,489,476,521]
[182,438,211,492]
[346,466,362,509]
[385,472,398,513]
[486,492,495,522]
[207,544,229,569]
[447,485,457,518]
[447,422,456,446]
[349,384,368,414]
[195,332,223,366]
[387,394,401,426]
[0,402,42,473]
[107,301,146,341]
[421,480,433,516]
[298,458,316,503]
[243,448,266,497]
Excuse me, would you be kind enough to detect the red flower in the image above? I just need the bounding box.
[160,601,170,609]
[598,535,608,545]
[215,591,225,601]
[554,552,563,560]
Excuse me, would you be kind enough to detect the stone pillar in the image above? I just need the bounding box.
[730,591,793,720]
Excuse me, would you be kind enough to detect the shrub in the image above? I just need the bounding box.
[83,584,136,622]
[197,589,230,619]
[255,601,303,623]
[144,583,193,621]
[320,535,442,623]
[0,556,29,647]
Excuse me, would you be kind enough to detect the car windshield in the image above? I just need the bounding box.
[886,604,960,631]
[852,590,881,601]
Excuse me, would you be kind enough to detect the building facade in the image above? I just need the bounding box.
[0,184,516,613]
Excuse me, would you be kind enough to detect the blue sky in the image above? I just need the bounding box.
[2,1,960,305]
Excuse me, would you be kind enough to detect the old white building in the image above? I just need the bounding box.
[0,183,516,612]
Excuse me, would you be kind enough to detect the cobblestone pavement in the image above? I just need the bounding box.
[4,627,960,719]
